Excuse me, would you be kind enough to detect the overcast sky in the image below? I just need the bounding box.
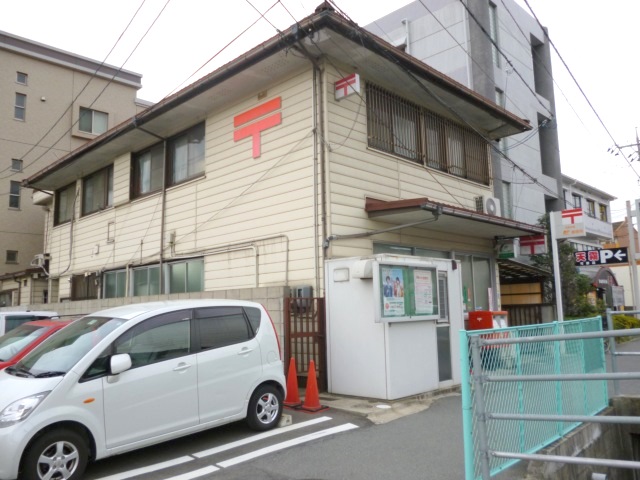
[3,0,639,222]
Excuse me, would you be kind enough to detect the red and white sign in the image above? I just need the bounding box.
[555,208,586,239]
[233,97,282,158]
[561,208,583,225]
[335,73,360,100]
[519,235,547,255]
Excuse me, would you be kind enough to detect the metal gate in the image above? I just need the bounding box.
[284,297,327,391]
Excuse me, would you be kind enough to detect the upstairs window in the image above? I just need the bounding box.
[132,143,164,198]
[489,2,500,67]
[9,181,20,209]
[599,204,608,222]
[79,107,108,135]
[586,199,596,217]
[14,93,26,120]
[6,250,17,264]
[54,183,76,226]
[168,123,205,186]
[366,83,490,185]
[82,165,113,216]
[11,159,23,172]
[572,194,582,208]
[16,72,28,85]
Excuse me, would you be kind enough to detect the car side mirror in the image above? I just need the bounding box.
[110,353,132,375]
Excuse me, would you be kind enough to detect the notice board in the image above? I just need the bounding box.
[378,263,439,322]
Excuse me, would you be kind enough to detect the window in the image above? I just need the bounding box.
[168,259,204,294]
[563,189,570,209]
[132,143,164,198]
[195,307,253,350]
[114,311,190,369]
[54,183,76,226]
[133,265,160,296]
[6,251,17,264]
[71,273,98,300]
[495,88,505,108]
[366,83,490,185]
[82,165,113,216]
[168,123,205,185]
[572,194,582,208]
[79,107,108,135]
[489,2,500,67]
[103,270,126,298]
[9,181,20,209]
[16,72,27,85]
[11,159,22,172]
[599,204,608,222]
[14,93,26,120]
[586,199,596,217]
[501,181,512,219]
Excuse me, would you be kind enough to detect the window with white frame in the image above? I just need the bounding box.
[14,93,26,120]
[11,159,23,172]
[9,181,20,209]
[82,165,113,216]
[168,258,204,294]
[133,265,160,296]
[366,83,490,185]
[16,72,28,85]
[79,107,108,135]
[167,123,205,186]
[572,194,582,208]
[103,270,126,298]
[586,199,596,217]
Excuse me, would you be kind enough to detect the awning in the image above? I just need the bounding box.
[365,197,545,240]
[497,258,551,283]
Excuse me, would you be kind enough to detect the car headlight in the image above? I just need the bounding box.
[0,392,49,428]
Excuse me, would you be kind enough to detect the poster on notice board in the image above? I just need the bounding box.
[379,264,438,321]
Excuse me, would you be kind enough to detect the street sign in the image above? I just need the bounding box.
[574,247,628,266]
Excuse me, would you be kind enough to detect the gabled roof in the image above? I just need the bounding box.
[24,2,531,191]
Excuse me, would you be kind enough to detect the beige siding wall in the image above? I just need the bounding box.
[45,69,318,300]
[323,65,495,258]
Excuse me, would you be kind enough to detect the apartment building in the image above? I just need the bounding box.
[0,30,147,305]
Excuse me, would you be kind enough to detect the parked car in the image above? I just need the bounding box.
[0,300,285,480]
[0,320,72,370]
[0,311,59,336]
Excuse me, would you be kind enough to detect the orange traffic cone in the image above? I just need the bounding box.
[283,357,302,408]
[300,360,328,413]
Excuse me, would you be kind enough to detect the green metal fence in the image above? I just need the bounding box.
[460,317,609,480]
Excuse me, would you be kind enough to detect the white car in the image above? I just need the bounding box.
[0,300,285,480]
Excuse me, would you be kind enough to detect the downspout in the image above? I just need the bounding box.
[312,67,320,295]
[13,276,21,307]
[318,62,329,296]
[159,139,168,294]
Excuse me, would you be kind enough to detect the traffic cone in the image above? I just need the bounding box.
[283,357,302,408]
[300,360,328,413]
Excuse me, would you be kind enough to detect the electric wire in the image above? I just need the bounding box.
[522,0,640,183]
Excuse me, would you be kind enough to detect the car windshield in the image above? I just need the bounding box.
[0,325,48,361]
[10,316,127,377]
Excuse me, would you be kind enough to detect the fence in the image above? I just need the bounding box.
[460,315,640,479]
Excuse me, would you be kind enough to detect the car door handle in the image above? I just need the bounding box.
[173,363,192,372]
[238,347,254,355]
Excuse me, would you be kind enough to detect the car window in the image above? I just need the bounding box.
[114,310,191,369]
[0,325,47,361]
[195,307,252,351]
[244,307,261,334]
[5,315,38,332]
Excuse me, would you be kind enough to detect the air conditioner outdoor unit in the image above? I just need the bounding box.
[30,253,50,268]
[475,196,502,216]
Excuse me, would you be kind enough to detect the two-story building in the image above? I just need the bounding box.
[22,3,545,391]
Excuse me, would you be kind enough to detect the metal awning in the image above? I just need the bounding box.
[365,197,545,240]
[497,258,551,283]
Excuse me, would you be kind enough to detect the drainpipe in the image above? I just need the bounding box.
[312,67,320,295]
[13,276,21,307]
[318,63,329,295]
[159,139,168,294]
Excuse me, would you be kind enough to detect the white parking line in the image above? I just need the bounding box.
[164,466,220,480]
[94,456,194,480]
[218,423,359,468]
[192,416,333,458]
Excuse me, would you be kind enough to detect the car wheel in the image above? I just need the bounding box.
[21,428,89,480]
[246,384,283,431]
